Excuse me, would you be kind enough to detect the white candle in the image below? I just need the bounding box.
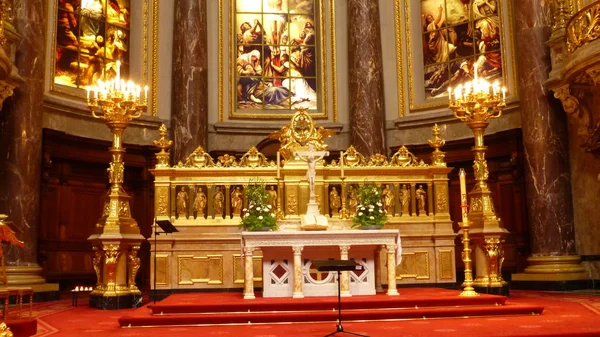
[116,60,121,86]
[144,85,149,103]
[86,87,90,99]
[459,168,468,224]
[502,87,506,101]
[340,151,345,178]
[276,151,281,179]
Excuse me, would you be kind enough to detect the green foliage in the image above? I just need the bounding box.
[352,183,388,229]
[240,179,278,231]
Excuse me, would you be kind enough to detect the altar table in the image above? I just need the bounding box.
[241,230,401,299]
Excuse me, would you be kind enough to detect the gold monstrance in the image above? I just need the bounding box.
[86,61,147,308]
[448,66,509,291]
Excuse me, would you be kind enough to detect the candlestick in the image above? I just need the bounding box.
[459,168,468,223]
[276,151,281,179]
[340,151,345,178]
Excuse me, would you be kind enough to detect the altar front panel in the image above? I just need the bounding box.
[261,246,376,298]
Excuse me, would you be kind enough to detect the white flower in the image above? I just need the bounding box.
[271,213,275,217]
[370,216,374,220]
[369,205,374,209]
[360,207,366,211]
[267,205,272,209]
[358,212,363,216]
[376,202,382,207]
[256,207,261,211]
[258,215,263,220]
[368,208,373,212]
[379,210,383,213]
[243,208,247,212]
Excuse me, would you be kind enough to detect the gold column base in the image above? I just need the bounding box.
[512,255,589,281]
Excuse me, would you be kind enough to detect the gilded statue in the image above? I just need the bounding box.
[217,154,238,167]
[329,187,341,216]
[213,186,225,217]
[231,186,244,217]
[382,184,395,216]
[239,146,269,167]
[416,185,427,216]
[193,187,207,218]
[176,187,189,218]
[368,154,388,166]
[347,185,359,213]
[400,184,410,216]
[286,193,297,215]
[267,185,277,210]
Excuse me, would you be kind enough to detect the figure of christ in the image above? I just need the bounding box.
[231,186,244,217]
[295,144,329,203]
[193,188,207,218]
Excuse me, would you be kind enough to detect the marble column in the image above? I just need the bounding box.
[0,0,46,284]
[512,0,587,284]
[171,0,208,163]
[347,0,386,157]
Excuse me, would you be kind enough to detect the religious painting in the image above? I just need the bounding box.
[397,0,512,113]
[233,0,321,116]
[421,0,502,100]
[54,0,130,89]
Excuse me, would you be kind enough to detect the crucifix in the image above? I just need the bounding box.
[295,144,329,229]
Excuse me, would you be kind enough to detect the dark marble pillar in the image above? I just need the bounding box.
[171,0,208,163]
[347,0,386,157]
[514,0,577,258]
[0,0,46,266]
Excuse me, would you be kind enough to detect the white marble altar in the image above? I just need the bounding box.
[241,230,401,299]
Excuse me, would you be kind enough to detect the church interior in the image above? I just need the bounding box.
[0,0,599,336]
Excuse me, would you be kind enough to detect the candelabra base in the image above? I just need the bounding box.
[473,284,510,297]
[459,288,479,297]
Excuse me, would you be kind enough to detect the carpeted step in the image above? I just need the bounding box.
[149,289,508,315]
[119,303,544,327]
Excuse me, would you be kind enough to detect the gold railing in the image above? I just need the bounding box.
[566,1,600,53]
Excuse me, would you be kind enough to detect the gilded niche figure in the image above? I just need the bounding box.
[267,185,277,210]
[231,186,244,217]
[382,184,395,216]
[193,187,207,218]
[416,185,427,216]
[177,187,189,218]
[347,185,359,213]
[213,186,225,217]
[329,187,341,216]
[400,184,410,216]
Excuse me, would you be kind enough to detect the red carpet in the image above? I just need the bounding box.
[24,290,600,337]
[118,288,543,327]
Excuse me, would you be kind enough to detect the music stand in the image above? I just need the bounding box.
[153,220,178,304]
[311,260,369,337]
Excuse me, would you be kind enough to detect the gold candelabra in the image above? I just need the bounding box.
[448,67,508,289]
[86,61,148,304]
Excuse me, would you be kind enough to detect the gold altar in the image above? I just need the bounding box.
[150,110,456,291]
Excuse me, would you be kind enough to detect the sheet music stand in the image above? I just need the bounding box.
[153,220,178,304]
[311,260,369,337]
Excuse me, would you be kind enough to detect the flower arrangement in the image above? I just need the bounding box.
[352,183,388,229]
[240,180,277,231]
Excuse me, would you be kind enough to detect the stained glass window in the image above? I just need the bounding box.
[421,0,502,99]
[234,0,319,112]
[55,0,130,89]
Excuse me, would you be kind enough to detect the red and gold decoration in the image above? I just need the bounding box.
[449,69,508,290]
[0,214,23,286]
[86,61,147,309]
